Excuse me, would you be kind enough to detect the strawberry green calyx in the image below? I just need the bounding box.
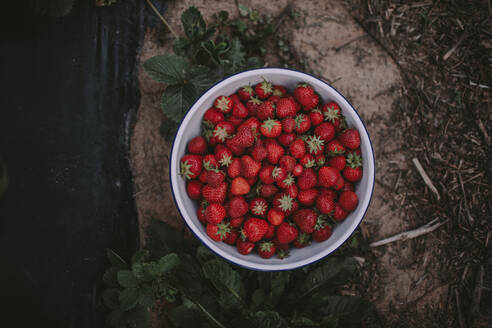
[250,96,262,105]
[202,127,214,141]
[252,202,267,216]
[218,154,232,167]
[202,120,215,129]
[203,160,217,171]
[277,194,294,212]
[294,114,306,128]
[214,126,229,142]
[323,105,341,122]
[277,249,290,259]
[272,88,283,97]
[316,157,325,166]
[239,228,248,241]
[272,166,283,179]
[200,199,209,208]
[215,222,231,239]
[215,96,231,112]
[311,108,322,114]
[179,160,193,179]
[304,159,316,168]
[315,215,329,230]
[261,119,279,132]
[282,173,295,187]
[259,241,274,252]
[306,135,325,154]
[297,232,310,245]
[260,81,273,94]
[346,152,362,168]
[242,85,254,94]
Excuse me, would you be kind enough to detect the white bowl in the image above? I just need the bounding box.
[170,68,375,271]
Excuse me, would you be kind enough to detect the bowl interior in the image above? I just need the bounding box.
[170,68,375,271]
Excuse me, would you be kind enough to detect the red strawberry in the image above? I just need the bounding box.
[294,84,316,109]
[304,93,319,111]
[293,209,317,233]
[243,217,269,242]
[241,155,261,178]
[205,203,226,224]
[343,182,354,192]
[314,122,335,142]
[214,95,233,113]
[277,172,295,190]
[260,119,282,138]
[326,139,345,156]
[273,192,297,214]
[203,107,225,126]
[267,208,285,226]
[215,145,233,167]
[338,191,358,211]
[321,101,341,123]
[197,201,208,224]
[297,168,317,190]
[319,188,337,200]
[228,196,249,218]
[316,154,326,167]
[313,216,332,242]
[229,93,241,105]
[265,140,285,164]
[268,95,281,103]
[257,183,279,198]
[232,101,249,119]
[309,109,324,126]
[333,174,345,190]
[233,125,255,148]
[273,85,287,97]
[206,222,231,241]
[202,182,227,203]
[206,169,225,187]
[294,113,311,134]
[187,136,207,155]
[259,164,275,185]
[246,175,258,186]
[339,128,360,149]
[236,237,255,255]
[306,135,325,156]
[276,97,298,118]
[318,166,340,188]
[186,180,202,200]
[250,197,268,218]
[282,118,296,133]
[246,97,262,116]
[180,154,203,180]
[255,81,273,99]
[227,157,241,178]
[239,117,261,135]
[227,115,244,127]
[333,204,348,222]
[343,152,363,182]
[272,166,287,184]
[284,183,298,199]
[237,85,254,101]
[224,228,239,245]
[278,133,296,147]
[328,155,346,171]
[292,163,303,176]
[316,194,335,214]
[279,155,296,172]
[230,216,244,228]
[250,139,268,162]
[231,177,250,195]
[297,188,318,206]
[293,232,310,248]
[203,154,219,170]
[276,222,299,244]
[258,241,276,258]
[213,121,235,143]
[300,153,316,168]
[289,138,306,159]
[264,224,276,239]
[226,138,245,156]
[256,100,276,120]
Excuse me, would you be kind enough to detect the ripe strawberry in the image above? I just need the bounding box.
[233,125,255,148]
[273,192,297,215]
[276,97,298,118]
[321,101,341,123]
[294,113,311,134]
[246,175,258,186]
[251,139,268,162]
[297,168,317,190]
[293,232,310,248]
[255,81,273,99]
[313,216,332,242]
[186,180,202,200]
[292,163,304,176]
[243,217,269,242]
[343,152,363,182]
[250,197,268,218]
[284,183,298,199]
[328,155,346,171]
[282,118,296,133]
[257,183,279,198]
[203,154,219,170]
[259,164,275,184]
[297,188,319,206]
[258,241,276,259]
[268,95,281,103]
[333,174,345,190]
[206,222,231,241]
[206,169,225,187]
[276,222,299,244]
[339,128,360,149]
[272,166,287,184]
[304,93,319,111]
[306,135,325,155]
[267,208,285,226]
[289,138,306,159]
[316,154,326,167]
[300,153,316,168]
[236,237,255,255]
[203,107,225,126]
[318,166,340,188]
[224,228,239,245]
[187,135,207,155]
[230,216,244,228]
[338,191,358,211]
[343,181,354,192]
[202,181,227,203]
[326,139,345,156]
[333,204,348,222]
[293,209,317,233]
[260,119,282,138]
[231,177,250,195]
[309,109,324,126]
[277,172,295,190]
[205,203,226,224]
[265,140,285,164]
[213,121,234,143]
[246,97,262,116]
[278,133,296,147]
[232,101,249,119]
[229,93,241,105]
[294,84,316,110]
[214,95,233,113]
[215,145,233,167]
[226,138,245,156]
[228,196,249,218]
[314,122,335,142]
[227,115,244,127]
[316,193,335,214]
[227,157,241,178]
[256,100,276,120]
[273,85,287,97]
[241,155,261,178]
[237,85,254,101]
[264,224,276,239]
[279,155,296,172]
[197,201,208,224]
[180,154,203,180]
[319,188,337,200]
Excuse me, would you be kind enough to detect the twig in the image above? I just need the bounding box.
[370,218,446,247]
[145,0,178,39]
[273,2,293,33]
[443,32,467,61]
[335,35,364,52]
[458,170,474,223]
[476,119,491,145]
[412,157,440,200]
[455,289,466,328]
[471,265,484,316]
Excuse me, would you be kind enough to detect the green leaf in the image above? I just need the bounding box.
[315,296,372,324]
[196,245,217,265]
[137,284,155,308]
[117,270,139,288]
[218,11,229,22]
[102,288,120,310]
[103,267,119,287]
[249,310,288,328]
[181,7,207,41]
[173,38,191,57]
[131,249,150,264]
[156,253,180,274]
[225,39,246,74]
[290,316,319,327]
[119,287,139,311]
[106,249,128,268]
[202,259,244,309]
[238,4,250,17]
[187,65,217,94]
[251,288,266,310]
[160,119,178,141]
[160,83,197,123]
[143,55,188,85]
[269,272,291,307]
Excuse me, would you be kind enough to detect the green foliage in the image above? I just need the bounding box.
[144,6,272,140]
[102,221,372,327]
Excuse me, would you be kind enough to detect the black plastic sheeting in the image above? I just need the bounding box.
[0,1,164,326]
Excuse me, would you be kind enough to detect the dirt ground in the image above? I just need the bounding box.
[130,0,452,326]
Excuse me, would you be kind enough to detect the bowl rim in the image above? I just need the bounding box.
[169,67,375,271]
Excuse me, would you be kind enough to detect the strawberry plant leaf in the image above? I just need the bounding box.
[160,83,197,123]
[106,248,128,268]
[173,37,192,57]
[117,270,139,288]
[269,272,291,307]
[187,65,218,94]
[103,267,120,287]
[137,284,154,308]
[119,287,139,311]
[248,310,288,328]
[102,288,121,310]
[143,55,188,85]
[181,7,208,42]
[156,253,180,274]
[202,259,245,309]
[196,245,217,265]
[314,296,372,324]
[224,38,246,74]
[290,316,320,327]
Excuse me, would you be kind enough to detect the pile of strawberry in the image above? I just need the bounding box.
[179,80,363,259]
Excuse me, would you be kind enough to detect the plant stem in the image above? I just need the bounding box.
[145,0,178,39]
